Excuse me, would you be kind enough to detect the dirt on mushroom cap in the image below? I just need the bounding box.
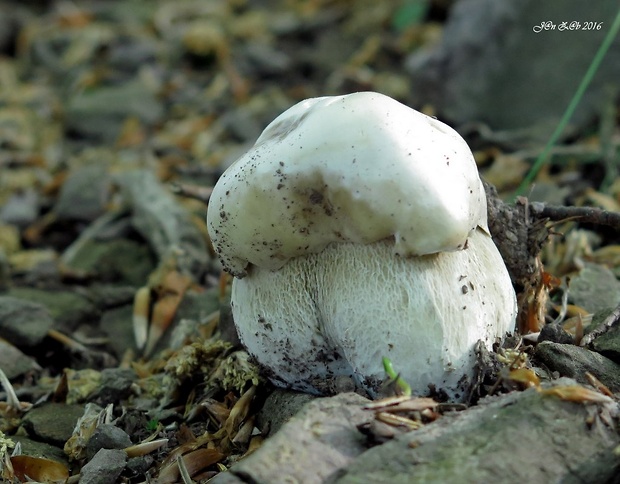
[207,92,487,277]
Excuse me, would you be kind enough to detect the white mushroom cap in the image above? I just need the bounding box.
[207,92,487,277]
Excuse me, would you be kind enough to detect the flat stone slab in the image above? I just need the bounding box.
[214,379,620,483]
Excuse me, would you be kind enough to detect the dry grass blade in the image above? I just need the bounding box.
[389,397,439,413]
[362,395,412,410]
[364,396,439,413]
[47,329,88,353]
[124,438,169,458]
[177,453,193,484]
[375,412,423,431]
[133,286,151,350]
[223,385,256,439]
[539,385,614,404]
[170,182,213,204]
[584,372,614,398]
[0,369,22,413]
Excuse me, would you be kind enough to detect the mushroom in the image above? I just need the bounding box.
[207,92,516,400]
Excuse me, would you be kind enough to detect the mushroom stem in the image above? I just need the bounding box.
[231,229,515,400]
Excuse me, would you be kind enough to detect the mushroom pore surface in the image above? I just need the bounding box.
[231,229,516,399]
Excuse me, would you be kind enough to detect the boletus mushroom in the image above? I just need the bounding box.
[207,92,516,400]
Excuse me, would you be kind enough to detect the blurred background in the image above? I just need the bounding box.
[0,0,619,353]
[1,0,618,197]
[0,1,619,481]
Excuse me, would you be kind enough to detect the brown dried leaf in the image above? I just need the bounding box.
[202,398,231,426]
[157,449,225,484]
[223,385,256,439]
[517,258,552,333]
[583,187,620,212]
[364,396,439,413]
[589,244,620,267]
[584,372,614,398]
[363,395,413,410]
[10,455,69,482]
[508,368,540,388]
[539,385,613,403]
[482,152,529,191]
[232,416,255,445]
[124,438,169,458]
[375,412,422,431]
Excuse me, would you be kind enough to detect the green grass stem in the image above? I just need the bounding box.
[512,8,620,200]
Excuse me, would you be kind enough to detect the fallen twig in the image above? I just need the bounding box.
[170,183,213,204]
[580,301,620,347]
[530,202,620,230]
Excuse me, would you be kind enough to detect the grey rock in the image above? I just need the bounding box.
[220,107,264,142]
[0,296,54,347]
[166,288,221,351]
[591,324,620,364]
[0,248,9,291]
[54,165,111,222]
[560,444,620,484]
[86,424,132,460]
[7,287,98,333]
[10,435,69,465]
[99,305,135,358]
[90,368,137,405]
[107,38,158,74]
[538,322,574,345]
[335,379,619,483]
[174,288,220,325]
[212,392,371,484]
[534,341,620,392]
[405,0,620,140]
[256,389,317,436]
[210,473,244,484]
[569,263,620,313]
[0,188,39,227]
[115,169,210,277]
[79,448,127,484]
[125,455,154,478]
[22,403,86,447]
[0,339,40,379]
[218,301,240,347]
[243,42,293,76]
[83,285,136,310]
[66,78,164,142]
[62,235,156,287]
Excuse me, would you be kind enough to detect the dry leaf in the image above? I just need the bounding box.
[539,385,613,403]
[508,368,540,388]
[10,455,69,482]
[157,449,225,484]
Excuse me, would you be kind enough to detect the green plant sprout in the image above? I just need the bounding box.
[382,356,412,396]
[512,6,620,200]
[392,0,430,32]
[146,419,159,432]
